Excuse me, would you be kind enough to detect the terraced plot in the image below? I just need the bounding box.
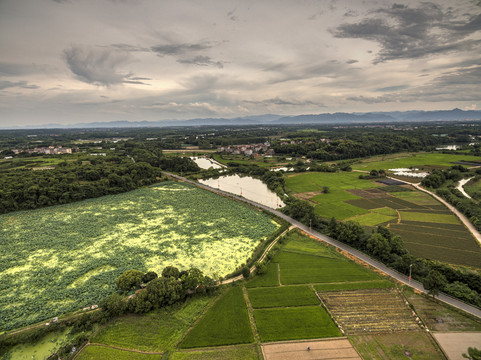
[248,286,319,308]
[318,289,420,334]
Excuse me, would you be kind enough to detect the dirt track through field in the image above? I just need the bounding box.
[261,338,361,360]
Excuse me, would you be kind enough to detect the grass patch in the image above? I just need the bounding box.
[281,230,338,258]
[399,211,459,224]
[172,345,259,360]
[248,286,319,308]
[348,212,396,226]
[76,345,163,360]
[91,295,215,352]
[349,332,446,360]
[254,306,341,342]
[274,251,379,285]
[178,287,253,348]
[245,262,279,288]
[391,191,440,206]
[352,152,481,171]
[314,280,395,291]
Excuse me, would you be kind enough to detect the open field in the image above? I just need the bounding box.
[403,288,481,332]
[253,306,341,342]
[76,345,163,360]
[351,152,481,171]
[248,286,319,308]
[261,338,361,360]
[245,263,279,288]
[91,295,216,352]
[172,345,259,360]
[399,211,460,224]
[0,181,278,331]
[432,332,481,360]
[318,289,420,334]
[178,287,253,348]
[349,332,446,360]
[274,251,380,285]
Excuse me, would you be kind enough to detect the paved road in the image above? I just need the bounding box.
[163,172,481,320]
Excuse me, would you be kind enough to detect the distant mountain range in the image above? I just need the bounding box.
[5,109,481,129]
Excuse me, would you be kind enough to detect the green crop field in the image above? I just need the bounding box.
[348,211,396,226]
[178,287,253,348]
[172,345,259,360]
[77,345,163,360]
[0,182,279,331]
[275,251,379,285]
[91,295,215,352]
[399,211,460,224]
[245,263,279,288]
[248,286,319,308]
[351,152,481,171]
[314,280,395,292]
[280,230,339,258]
[253,306,341,342]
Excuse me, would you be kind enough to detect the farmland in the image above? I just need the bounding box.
[76,346,163,360]
[0,181,279,331]
[178,287,253,348]
[284,171,481,268]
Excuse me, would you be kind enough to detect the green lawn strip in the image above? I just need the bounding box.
[91,295,215,352]
[248,286,319,308]
[253,306,341,342]
[346,212,396,226]
[245,262,279,288]
[285,171,380,193]
[403,288,481,331]
[349,332,446,360]
[372,207,398,216]
[351,152,481,171]
[76,345,163,360]
[172,345,259,360]
[178,287,253,348]
[274,251,379,285]
[391,191,441,206]
[314,280,395,291]
[399,211,460,224]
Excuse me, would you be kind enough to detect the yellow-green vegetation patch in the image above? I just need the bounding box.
[391,191,440,206]
[372,207,398,216]
[349,332,446,360]
[3,327,72,360]
[76,345,163,360]
[172,345,259,360]
[0,181,279,331]
[253,306,341,342]
[399,211,459,224]
[91,294,216,352]
[179,287,253,348]
[346,212,396,226]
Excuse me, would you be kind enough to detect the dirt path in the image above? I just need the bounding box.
[411,182,481,247]
[456,177,474,200]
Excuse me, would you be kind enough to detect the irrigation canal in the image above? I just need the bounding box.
[163,171,481,320]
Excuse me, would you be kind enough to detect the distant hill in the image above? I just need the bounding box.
[4,109,481,129]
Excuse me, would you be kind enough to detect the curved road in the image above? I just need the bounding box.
[164,172,481,320]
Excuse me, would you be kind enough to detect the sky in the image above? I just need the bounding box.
[0,0,480,126]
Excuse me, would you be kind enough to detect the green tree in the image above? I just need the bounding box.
[463,347,481,360]
[162,265,180,279]
[142,271,158,284]
[101,293,127,317]
[242,265,250,279]
[423,270,447,298]
[116,269,144,292]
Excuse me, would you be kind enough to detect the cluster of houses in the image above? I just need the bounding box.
[217,142,274,156]
[11,145,76,155]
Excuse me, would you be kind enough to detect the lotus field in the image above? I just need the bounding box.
[0,182,279,331]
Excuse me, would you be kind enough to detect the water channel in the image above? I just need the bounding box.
[199,174,285,209]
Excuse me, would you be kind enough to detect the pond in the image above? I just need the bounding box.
[190,156,224,169]
[199,174,285,209]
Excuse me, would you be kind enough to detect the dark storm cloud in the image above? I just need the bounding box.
[0,80,39,90]
[333,2,481,63]
[346,59,358,64]
[64,45,135,86]
[375,85,409,92]
[110,43,150,52]
[151,43,214,56]
[177,56,224,68]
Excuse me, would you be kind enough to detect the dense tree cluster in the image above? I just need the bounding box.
[103,267,215,316]
[0,159,163,214]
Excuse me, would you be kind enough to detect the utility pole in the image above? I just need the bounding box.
[408,264,413,283]
[309,219,312,233]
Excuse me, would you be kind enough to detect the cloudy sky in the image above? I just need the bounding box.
[0,0,480,126]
